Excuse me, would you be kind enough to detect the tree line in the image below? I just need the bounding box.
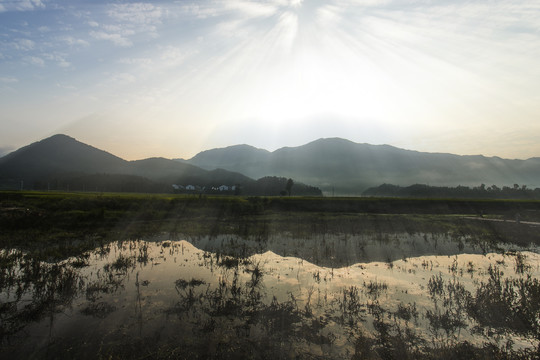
[363,183,540,199]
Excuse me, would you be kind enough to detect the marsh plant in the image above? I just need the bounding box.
[0,239,539,359]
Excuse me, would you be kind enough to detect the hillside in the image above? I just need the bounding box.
[0,135,252,192]
[0,134,127,181]
[183,138,540,195]
[3,134,538,196]
[183,144,271,172]
[0,135,321,196]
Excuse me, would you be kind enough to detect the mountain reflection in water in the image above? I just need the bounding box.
[1,234,539,359]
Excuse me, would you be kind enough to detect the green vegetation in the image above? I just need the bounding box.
[364,183,540,199]
[1,233,540,358]
[2,191,540,260]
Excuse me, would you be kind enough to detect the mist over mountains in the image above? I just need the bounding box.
[182,138,540,195]
[1,134,539,196]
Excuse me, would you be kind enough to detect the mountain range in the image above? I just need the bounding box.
[181,138,540,195]
[0,134,320,195]
[1,134,539,195]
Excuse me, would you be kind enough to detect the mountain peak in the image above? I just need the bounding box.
[187,143,271,171]
[199,143,270,155]
[0,134,257,192]
[46,133,75,141]
[0,134,127,184]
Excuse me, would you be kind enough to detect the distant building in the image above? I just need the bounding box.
[186,185,196,191]
[219,185,229,191]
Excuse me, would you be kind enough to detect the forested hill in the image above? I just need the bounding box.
[183,138,540,195]
[0,135,321,195]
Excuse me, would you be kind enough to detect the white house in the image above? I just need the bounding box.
[186,185,196,191]
[218,185,229,191]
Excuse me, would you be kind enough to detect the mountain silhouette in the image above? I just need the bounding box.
[0,135,253,192]
[0,135,321,195]
[183,137,540,195]
[2,135,538,195]
[0,134,127,181]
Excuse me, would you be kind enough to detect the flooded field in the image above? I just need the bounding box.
[1,232,539,359]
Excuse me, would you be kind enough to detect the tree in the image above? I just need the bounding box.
[285,178,294,196]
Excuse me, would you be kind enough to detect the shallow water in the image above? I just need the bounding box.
[1,233,539,358]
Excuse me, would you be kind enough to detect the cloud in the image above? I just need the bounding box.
[56,82,77,90]
[118,57,154,67]
[13,38,35,51]
[106,3,163,25]
[225,1,278,18]
[57,59,71,68]
[288,0,304,8]
[0,76,18,83]
[110,73,137,84]
[59,36,90,47]
[180,4,219,19]
[86,3,165,48]
[102,24,134,34]
[44,52,71,67]
[90,30,132,47]
[159,46,193,67]
[0,0,45,12]
[25,56,44,66]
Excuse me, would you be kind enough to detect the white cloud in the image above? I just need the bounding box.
[0,76,18,83]
[181,4,219,19]
[107,3,163,25]
[56,83,77,90]
[289,0,304,8]
[30,0,43,8]
[60,36,90,47]
[14,38,35,51]
[90,31,132,47]
[225,1,278,18]
[25,56,44,66]
[58,59,70,67]
[119,57,154,67]
[160,46,192,67]
[111,73,137,83]
[0,0,45,12]
[85,3,166,48]
[43,52,71,67]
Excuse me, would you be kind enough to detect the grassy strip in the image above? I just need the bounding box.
[1,191,540,259]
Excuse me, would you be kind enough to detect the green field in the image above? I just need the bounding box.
[2,191,540,259]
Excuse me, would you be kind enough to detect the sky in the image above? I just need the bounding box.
[1,0,539,160]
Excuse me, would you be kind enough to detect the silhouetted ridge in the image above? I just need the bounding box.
[0,134,321,195]
[0,134,127,181]
[187,144,271,171]
[0,135,253,192]
[184,138,540,195]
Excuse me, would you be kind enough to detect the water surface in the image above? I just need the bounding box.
[1,233,539,359]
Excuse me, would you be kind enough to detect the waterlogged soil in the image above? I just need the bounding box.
[1,234,539,359]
